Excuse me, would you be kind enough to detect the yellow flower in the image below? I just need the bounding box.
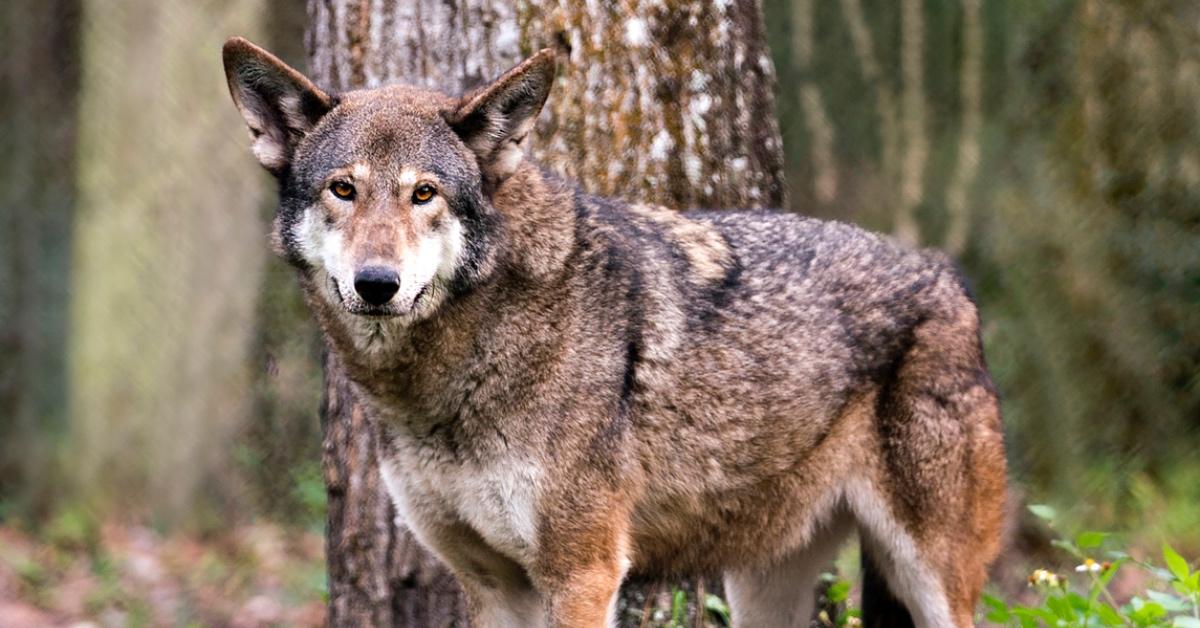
[1028,568,1064,588]
[1075,558,1102,573]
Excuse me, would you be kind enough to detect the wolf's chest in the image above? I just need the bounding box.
[379,444,543,563]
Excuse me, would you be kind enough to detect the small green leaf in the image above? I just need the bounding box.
[1163,544,1190,582]
[981,594,1010,622]
[984,608,1010,623]
[1066,591,1090,612]
[982,594,1007,612]
[669,588,687,627]
[704,593,731,625]
[1093,603,1123,627]
[1047,594,1076,619]
[1013,607,1059,623]
[1131,599,1167,620]
[1076,531,1109,549]
[1029,504,1057,521]
[826,580,851,604]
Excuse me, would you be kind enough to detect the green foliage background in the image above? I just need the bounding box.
[764,0,1200,547]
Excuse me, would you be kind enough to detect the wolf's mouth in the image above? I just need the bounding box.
[411,283,429,307]
[329,276,346,305]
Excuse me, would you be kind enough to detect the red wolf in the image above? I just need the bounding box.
[224,38,1007,627]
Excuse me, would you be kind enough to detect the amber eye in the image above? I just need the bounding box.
[412,183,436,204]
[330,181,356,200]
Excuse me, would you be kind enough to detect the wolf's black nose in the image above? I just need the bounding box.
[354,266,401,306]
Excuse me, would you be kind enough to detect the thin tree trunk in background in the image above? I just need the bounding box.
[837,0,901,230]
[0,0,81,515]
[943,0,983,256]
[244,0,328,526]
[789,0,838,205]
[68,0,267,520]
[894,0,928,246]
[307,1,786,624]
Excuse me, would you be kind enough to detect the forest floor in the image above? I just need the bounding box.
[0,522,326,627]
[0,518,1170,627]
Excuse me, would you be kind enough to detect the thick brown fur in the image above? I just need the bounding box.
[223,37,1007,627]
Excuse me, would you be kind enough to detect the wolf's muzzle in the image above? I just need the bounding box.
[354,266,401,306]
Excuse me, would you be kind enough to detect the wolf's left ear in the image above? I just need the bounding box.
[223,37,333,175]
[444,49,557,182]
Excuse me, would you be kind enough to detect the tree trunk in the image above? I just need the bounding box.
[67,0,267,521]
[306,2,786,625]
[0,0,81,516]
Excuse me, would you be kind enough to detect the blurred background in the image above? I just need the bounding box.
[1,0,1196,624]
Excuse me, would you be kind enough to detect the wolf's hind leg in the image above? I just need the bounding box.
[855,298,1008,627]
[860,542,915,628]
[723,515,852,628]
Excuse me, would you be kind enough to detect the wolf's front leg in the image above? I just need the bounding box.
[458,575,544,628]
[399,514,546,627]
[539,563,625,627]
[531,495,631,628]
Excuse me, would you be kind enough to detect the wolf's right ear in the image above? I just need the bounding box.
[223,37,332,175]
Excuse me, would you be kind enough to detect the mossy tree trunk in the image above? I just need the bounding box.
[307,1,786,624]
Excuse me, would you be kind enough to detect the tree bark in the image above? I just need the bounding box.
[306,1,786,625]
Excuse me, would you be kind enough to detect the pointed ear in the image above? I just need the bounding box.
[444,49,557,182]
[222,37,332,175]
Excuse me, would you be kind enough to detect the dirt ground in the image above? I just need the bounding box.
[0,522,326,627]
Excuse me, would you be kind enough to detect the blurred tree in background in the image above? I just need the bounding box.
[764,0,1200,538]
[0,0,81,519]
[68,0,269,523]
[0,0,319,527]
[0,0,1197,621]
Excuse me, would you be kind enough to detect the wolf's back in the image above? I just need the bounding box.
[686,209,978,378]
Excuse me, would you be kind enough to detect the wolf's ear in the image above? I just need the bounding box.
[444,49,557,182]
[222,37,332,175]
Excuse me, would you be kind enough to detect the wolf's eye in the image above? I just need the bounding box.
[330,181,356,200]
[412,184,436,204]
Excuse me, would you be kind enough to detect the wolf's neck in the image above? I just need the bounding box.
[488,162,577,280]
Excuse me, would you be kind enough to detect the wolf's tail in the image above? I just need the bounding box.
[860,546,915,628]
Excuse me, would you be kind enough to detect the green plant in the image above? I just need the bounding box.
[813,572,862,627]
[668,587,688,628]
[704,592,731,626]
[982,505,1200,627]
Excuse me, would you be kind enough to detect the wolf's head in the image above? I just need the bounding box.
[222,38,555,323]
